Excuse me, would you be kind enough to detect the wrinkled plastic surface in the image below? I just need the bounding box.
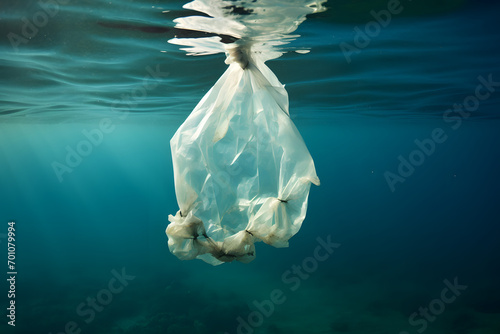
[166,48,319,265]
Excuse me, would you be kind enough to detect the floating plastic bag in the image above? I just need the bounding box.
[166,44,320,265]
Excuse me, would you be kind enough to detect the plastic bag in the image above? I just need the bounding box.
[166,45,319,265]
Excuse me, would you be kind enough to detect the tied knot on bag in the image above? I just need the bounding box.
[225,44,251,69]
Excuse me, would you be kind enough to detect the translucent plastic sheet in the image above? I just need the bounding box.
[166,1,323,265]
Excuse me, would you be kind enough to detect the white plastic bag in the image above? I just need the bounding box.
[166,45,319,265]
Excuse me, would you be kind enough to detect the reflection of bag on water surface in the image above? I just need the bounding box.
[166,46,320,265]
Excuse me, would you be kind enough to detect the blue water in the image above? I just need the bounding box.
[1,0,500,333]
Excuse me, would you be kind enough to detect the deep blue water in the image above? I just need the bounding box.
[1,0,500,333]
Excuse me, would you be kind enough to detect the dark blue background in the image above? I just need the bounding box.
[1,0,499,333]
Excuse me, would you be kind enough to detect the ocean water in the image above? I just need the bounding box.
[1,0,500,333]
